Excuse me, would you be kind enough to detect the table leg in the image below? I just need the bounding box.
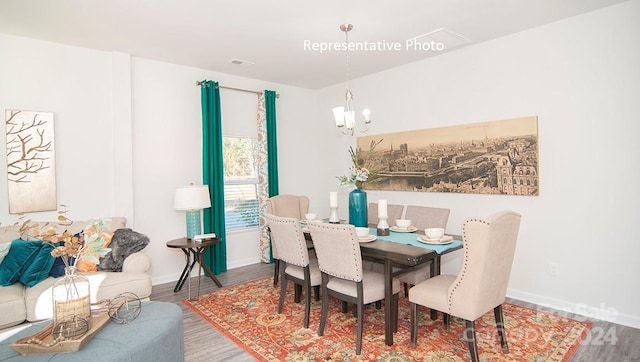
[188,249,199,301]
[174,248,194,293]
[197,248,223,288]
[384,258,393,346]
[429,256,443,320]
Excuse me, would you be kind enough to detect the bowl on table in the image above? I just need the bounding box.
[395,219,412,229]
[425,227,445,240]
[355,227,370,238]
[304,213,317,221]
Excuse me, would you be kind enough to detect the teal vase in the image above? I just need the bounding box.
[348,187,368,227]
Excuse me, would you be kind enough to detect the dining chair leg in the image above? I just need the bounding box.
[303,267,312,329]
[294,284,302,303]
[403,282,410,297]
[430,309,438,320]
[277,263,287,314]
[494,304,509,352]
[443,313,450,329]
[410,302,418,347]
[341,301,348,313]
[273,259,280,287]
[465,319,480,362]
[313,286,320,301]
[356,301,363,355]
[318,274,329,336]
[392,293,399,333]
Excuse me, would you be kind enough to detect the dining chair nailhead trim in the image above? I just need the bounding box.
[448,217,488,311]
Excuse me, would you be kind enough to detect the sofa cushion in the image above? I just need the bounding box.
[19,243,56,287]
[25,271,152,322]
[0,240,42,286]
[0,283,27,329]
[0,242,11,264]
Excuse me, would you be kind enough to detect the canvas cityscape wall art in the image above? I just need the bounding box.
[5,109,57,213]
[356,116,539,196]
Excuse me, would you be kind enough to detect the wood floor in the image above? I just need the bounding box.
[150,262,639,362]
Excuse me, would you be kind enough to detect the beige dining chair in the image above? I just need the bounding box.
[307,222,401,355]
[409,210,522,362]
[264,213,321,329]
[367,202,405,226]
[265,195,310,286]
[397,205,451,296]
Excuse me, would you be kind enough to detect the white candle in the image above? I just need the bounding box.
[378,200,388,218]
[329,191,338,208]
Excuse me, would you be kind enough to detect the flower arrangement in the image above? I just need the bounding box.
[15,206,112,271]
[337,139,383,189]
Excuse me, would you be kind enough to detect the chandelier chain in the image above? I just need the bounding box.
[345,28,350,91]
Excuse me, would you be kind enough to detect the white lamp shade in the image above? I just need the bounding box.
[333,107,345,127]
[174,185,211,210]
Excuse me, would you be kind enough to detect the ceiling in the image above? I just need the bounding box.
[0,0,628,89]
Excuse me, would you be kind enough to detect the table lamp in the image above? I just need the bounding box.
[174,184,211,239]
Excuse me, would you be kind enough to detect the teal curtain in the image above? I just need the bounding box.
[265,90,279,197]
[200,80,227,274]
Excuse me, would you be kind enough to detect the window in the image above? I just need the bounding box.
[223,137,259,231]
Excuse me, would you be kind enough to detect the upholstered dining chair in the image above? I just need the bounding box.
[397,205,451,296]
[409,210,522,362]
[307,222,400,355]
[264,213,321,329]
[367,202,405,226]
[265,194,310,286]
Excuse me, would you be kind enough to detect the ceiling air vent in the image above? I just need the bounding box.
[407,27,471,52]
[230,59,255,66]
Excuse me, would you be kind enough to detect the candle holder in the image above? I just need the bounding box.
[329,206,340,224]
[377,216,390,236]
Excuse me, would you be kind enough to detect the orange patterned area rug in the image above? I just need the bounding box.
[183,278,590,361]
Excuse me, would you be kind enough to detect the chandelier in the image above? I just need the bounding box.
[332,24,371,136]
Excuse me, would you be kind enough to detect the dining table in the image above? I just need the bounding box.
[303,223,463,346]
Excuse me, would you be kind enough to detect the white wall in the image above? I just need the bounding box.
[0,33,324,286]
[317,0,640,327]
[129,58,321,283]
[1,0,638,328]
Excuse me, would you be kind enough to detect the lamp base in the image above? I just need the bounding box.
[185,210,202,239]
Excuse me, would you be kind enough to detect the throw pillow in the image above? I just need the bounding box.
[19,243,55,287]
[0,242,11,265]
[98,229,150,272]
[76,229,112,272]
[0,240,42,286]
[49,255,66,277]
[49,234,81,277]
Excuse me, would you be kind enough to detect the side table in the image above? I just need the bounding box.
[166,237,223,300]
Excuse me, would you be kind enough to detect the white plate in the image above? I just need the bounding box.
[417,235,453,245]
[301,227,310,233]
[358,235,377,243]
[390,226,418,233]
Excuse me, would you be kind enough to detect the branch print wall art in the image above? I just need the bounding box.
[5,109,57,213]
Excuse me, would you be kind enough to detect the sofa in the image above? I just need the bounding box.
[0,217,152,330]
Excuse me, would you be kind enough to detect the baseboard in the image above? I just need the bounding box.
[227,257,262,270]
[507,288,640,329]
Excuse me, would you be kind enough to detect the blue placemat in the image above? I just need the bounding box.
[368,228,462,254]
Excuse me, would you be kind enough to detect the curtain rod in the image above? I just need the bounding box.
[196,81,280,98]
